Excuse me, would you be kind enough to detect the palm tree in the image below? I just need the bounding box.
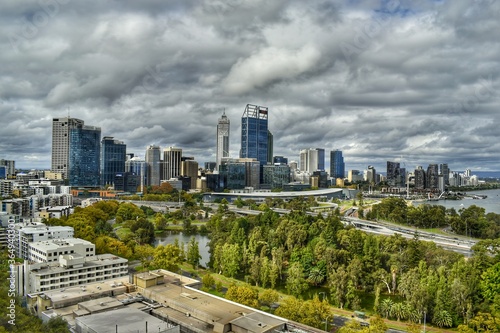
[433,310,453,328]
[307,267,326,286]
[379,298,394,319]
[391,302,408,321]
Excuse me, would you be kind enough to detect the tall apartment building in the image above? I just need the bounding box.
[386,161,401,187]
[414,166,426,189]
[52,117,101,187]
[240,104,269,166]
[100,137,126,187]
[145,145,161,186]
[330,150,345,179]
[163,147,182,180]
[216,112,230,172]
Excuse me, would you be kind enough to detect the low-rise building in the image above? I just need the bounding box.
[28,238,95,263]
[14,223,74,259]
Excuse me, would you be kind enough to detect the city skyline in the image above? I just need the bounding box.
[2,2,500,172]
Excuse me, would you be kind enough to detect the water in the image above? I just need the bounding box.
[154,232,211,268]
[415,188,500,214]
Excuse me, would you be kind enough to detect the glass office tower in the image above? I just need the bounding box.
[240,104,268,166]
[330,150,345,179]
[68,124,101,186]
[100,136,126,187]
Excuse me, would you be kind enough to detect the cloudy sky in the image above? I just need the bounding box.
[2,0,500,172]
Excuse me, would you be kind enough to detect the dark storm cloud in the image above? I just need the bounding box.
[1,0,500,172]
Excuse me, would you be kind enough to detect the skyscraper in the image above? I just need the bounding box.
[68,123,101,187]
[163,147,182,180]
[100,137,126,187]
[52,117,85,179]
[240,104,268,166]
[216,111,230,171]
[440,163,450,185]
[300,148,320,173]
[330,150,345,179]
[317,148,325,171]
[267,130,274,164]
[145,145,161,186]
[427,164,439,189]
[386,161,400,187]
[414,166,426,189]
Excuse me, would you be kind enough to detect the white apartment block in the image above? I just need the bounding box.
[25,253,128,295]
[28,238,95,263]
[14,223,74,259]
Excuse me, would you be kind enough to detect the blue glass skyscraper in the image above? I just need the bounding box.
[100,136,126,186]
[240,104,268,166]
[68,124,101,186]
[330,150,345,179]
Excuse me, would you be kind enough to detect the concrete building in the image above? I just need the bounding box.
[25,253,128,295]
[163,147,182,181]
[145,145,162,186]
[216,111,230,172]
[0,159,15,178]
[28,238,95,263]
[14,223,74,259]
[182,159,199,190]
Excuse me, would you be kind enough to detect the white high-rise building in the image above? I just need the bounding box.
[299,148,319,174]
[163,147,182,180]
[216,111,230,171]
[145,145,161,186]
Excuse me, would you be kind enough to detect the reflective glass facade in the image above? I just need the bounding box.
[330,150,345,179]
[241,104,268,166]
[69,126,101,186]
[100,137,126,186]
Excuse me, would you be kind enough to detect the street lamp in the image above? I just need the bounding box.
[324,315,330,332]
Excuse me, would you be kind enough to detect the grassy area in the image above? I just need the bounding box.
[115,226,132,239]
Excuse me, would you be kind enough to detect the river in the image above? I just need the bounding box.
[414,188,500,214]
[154,232,211,268]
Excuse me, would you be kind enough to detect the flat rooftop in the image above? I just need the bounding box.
[29,253,128,276]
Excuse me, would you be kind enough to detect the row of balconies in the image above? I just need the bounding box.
[38,273,127,290]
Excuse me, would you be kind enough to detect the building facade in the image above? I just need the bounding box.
[68,123,101,187]
[330,150,345,179]
[163,147,182,181]
[100,137,126,187]
[216,112,230,172]
[240,104,269,166]
[145,145,161,186]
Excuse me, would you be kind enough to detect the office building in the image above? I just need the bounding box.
[114,172,139,193]
[219,159,246,190]
[312,170,329,188]
[125,157,147,192]
[163,147,182,180]
[300,148,320,174]
[267,130,274,164]
[414,166,426,189]
[181,159,199,190]
[145,145,161,186]
[348,170,363,183]
[216,111,230,171]
[273,156,288,165]
[240,104,269,166]
[317,148,325,171]
[100,137,126,187]
[262,164,291,189]
[52,117,101,186]
[14,224,74,259]
[204,162,216,172]
[427,164,439,189]
[440,163,450,185]
[386,161,401,187]
[0,159,15,178]
[366,165,376,184]
[330,150,345,179]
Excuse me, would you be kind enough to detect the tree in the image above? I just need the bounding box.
[481,262,500,302]
[286,262,308,297]
[151,244,183,271]
[153,212,168,231]
[186,237,202,268]
[201,274,215,291]
[42,316,70,333]
[433,310,453,328]
[258,289,279,307]
[134,244,154,268]
[275,296,303,322]
[379,298,393,319]
[330,265,349,309]
[225,284,259,308]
